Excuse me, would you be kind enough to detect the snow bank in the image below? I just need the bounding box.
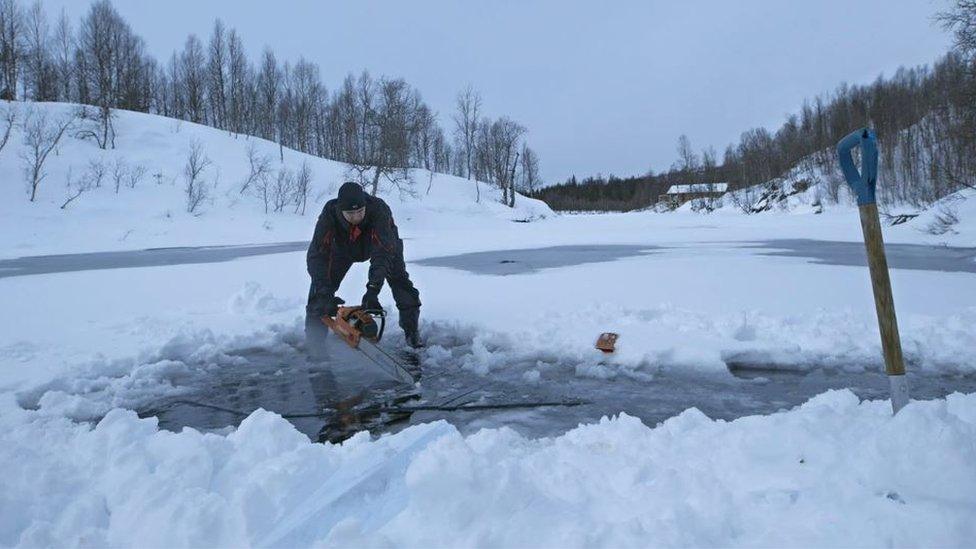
[420,304,976,379]
[907,187,976,246]
[1,390,974,547]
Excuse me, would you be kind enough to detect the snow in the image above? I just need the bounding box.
[2,101,976,547]
[1,390,974,547]
[909,187,976,246]
[666,182,729,194]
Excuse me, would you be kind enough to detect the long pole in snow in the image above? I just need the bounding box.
[836,128,909,414]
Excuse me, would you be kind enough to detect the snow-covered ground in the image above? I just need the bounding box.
[3,390,974,547]
[2,102,975,547]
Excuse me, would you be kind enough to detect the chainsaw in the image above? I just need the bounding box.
[321,306,416,384]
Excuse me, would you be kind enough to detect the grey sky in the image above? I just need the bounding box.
[45,0,951,183]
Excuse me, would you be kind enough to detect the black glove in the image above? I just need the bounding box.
[312,292,343,317]
[361,286,382,312]
[325,295,345,317]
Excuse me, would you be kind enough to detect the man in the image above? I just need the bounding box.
[306,181,423,348]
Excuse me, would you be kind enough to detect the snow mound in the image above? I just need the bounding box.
[906,187,976,246]
[424,304,976,378]
[228,281,298,315]
[1,390,974,547]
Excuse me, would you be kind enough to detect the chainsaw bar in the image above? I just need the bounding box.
[322,305,417,385]
[358,339,417,384]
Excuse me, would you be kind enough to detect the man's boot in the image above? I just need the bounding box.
[399,307,424,349]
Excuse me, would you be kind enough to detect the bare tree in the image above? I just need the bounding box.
[206,19,227,129]
[76,0,134,149]
[937,1,976,58]
[270,166,294,212]
[453,85,480,178]
[179,34,206,124]
[368,77,417,195]
[343,74,418,196]
[507,149,519,207]
[24,0,54,101]
[701,146,717,172]
[475,116,525,206]
[253,167,270,214]
[73,104,116,149]
[0,100,15,154]
[256,47,280,142]
[60,166,91,209]
[183,140,210,212]
[225,28,248,135]
[518,143,541,194]
[675,134,700,175]
[0,0,22,101]
[926,201,961,235]
[239,142,271,194]
[411,101,438,170]
[86,157,106,188]
[111,157,127,193]
[53,7,71,100]
[20,106,72,201]
[126,164,146,188]
[292,160,312,214]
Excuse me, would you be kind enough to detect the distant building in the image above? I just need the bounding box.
[660,183,729,208]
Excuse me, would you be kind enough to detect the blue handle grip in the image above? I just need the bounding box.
[836,127,878,206]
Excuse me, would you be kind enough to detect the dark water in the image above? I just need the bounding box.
[755,239,976,274]
[5,240,972,280]
[123,333,976,442]
[0,242,307,279]
[414,240,976,277]
[413,245,659,275]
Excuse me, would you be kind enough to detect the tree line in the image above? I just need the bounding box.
[0,0,541,204]
[535,2,976,212]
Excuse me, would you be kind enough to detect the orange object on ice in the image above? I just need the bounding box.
[596,332,619,353]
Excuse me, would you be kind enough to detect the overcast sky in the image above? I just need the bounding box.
[44,0,952,183]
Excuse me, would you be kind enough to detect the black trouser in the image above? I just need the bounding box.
[305,247,421,336]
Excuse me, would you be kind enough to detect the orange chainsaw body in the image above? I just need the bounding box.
[322,306,382,349]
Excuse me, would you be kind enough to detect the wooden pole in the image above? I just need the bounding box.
[858,203,909,412]
[837,128,909,414]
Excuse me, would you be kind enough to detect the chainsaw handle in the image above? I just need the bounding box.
[370,308,386,342]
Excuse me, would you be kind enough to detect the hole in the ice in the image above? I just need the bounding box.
[14,323,976,444]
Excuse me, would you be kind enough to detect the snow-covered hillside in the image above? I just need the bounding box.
[0,101,551,259]
[704,148,976,247]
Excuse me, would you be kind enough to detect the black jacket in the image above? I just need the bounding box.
[306,193,402,295]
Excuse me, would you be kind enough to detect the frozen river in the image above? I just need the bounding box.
[3,238,974,279]
[10,240,976,441]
